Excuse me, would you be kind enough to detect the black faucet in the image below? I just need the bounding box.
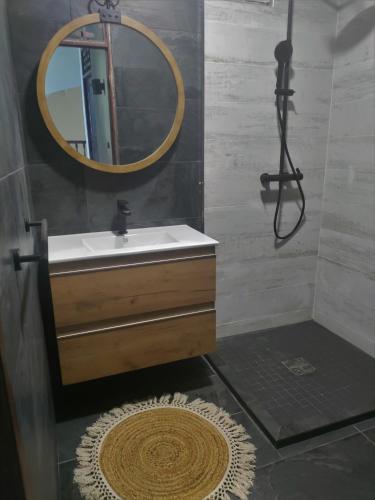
[116,200,131,235]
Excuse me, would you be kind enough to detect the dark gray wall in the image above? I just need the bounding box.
[0,0,58,497]
[112,24,178,164]
[8,0,204,236]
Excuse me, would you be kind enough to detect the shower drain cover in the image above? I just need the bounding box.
[282,357,316,376]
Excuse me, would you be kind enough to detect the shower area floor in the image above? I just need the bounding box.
[207,321,375,446]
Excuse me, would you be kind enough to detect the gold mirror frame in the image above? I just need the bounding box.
[37,14,185,174]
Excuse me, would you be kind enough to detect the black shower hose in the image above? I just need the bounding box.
[273,95,306,240]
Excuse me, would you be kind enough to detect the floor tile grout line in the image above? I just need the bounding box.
[277,427,360,456]
[257,428,363,469]
[0,166,24,183]
[58,458,77,466]
[58,432,371,472]
[56,356,375,485]
[202,356,283,457]
[356,429,375,447]
[353,421,375,433]
[230,411,244,417]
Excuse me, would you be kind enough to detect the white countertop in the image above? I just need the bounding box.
[48,225,218,264]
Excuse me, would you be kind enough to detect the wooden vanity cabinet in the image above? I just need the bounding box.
[49,247,216,385]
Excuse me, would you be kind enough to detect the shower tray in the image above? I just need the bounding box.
[207,321,375,447]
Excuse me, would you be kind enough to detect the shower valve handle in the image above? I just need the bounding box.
[275,88,295,96]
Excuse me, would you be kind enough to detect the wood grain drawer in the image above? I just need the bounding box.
[50,255,216,328]
[58,309,216,385]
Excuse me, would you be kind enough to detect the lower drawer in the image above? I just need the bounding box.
[58,310,216,385]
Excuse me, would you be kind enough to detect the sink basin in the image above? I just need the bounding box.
[48,225,218,264]
[83,232,178,252]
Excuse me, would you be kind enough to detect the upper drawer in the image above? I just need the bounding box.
[50,253,216,328]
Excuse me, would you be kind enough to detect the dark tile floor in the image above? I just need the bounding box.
[207,321,375,445]
[58,355,375,499]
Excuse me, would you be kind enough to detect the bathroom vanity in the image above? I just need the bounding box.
[35,7,215,387]
[48,226,217,385]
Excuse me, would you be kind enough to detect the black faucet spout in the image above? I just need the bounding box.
[116,199,131,235]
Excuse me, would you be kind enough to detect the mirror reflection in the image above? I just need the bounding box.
[45,22,178,166]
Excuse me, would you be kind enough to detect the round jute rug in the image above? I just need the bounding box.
[74,393,256,499]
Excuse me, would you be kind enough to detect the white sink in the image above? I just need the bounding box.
[48,225,218,264]
[83,231,178,252]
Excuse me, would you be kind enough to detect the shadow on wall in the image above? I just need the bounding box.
[322,0,359,10]
[260,183,306,249]
[260,184,301,204]
[273,218,306,249]
[331,5,375,53]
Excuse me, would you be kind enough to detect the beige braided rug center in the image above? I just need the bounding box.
[74,393,256,499]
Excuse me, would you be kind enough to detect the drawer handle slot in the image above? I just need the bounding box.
[58,307,215,340]
[50,254,216,276]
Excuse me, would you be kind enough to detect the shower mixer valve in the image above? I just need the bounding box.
[259,0,306,240]
[260,169,303,185]
[274,88,295,96]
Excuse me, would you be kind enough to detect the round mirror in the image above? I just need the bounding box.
[37,14,185,173]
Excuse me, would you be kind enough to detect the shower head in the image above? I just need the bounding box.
[274,40,293,64]
[274,39,293,90]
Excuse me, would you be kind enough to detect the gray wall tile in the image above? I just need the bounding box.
[7,0,70,97]
[217,283,315,337]
[334,1,375,68]
[84,161,203,232]
[314,0,375,357]
[333,58,375,104]
[205,0,337,37]
[315,259,375,357]
[330,97,375,138]
[8,0,204,236]
[206,20,334,69]
[28,162,88,235]
[0,7,25,177]
[71,0,203,34]
[204,0,335,336]
[0,0,57,496]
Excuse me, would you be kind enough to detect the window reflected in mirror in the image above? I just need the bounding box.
[46,45,113,163]
[44,22,178,166]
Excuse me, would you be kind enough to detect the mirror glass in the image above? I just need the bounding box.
[44,22,178,166]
